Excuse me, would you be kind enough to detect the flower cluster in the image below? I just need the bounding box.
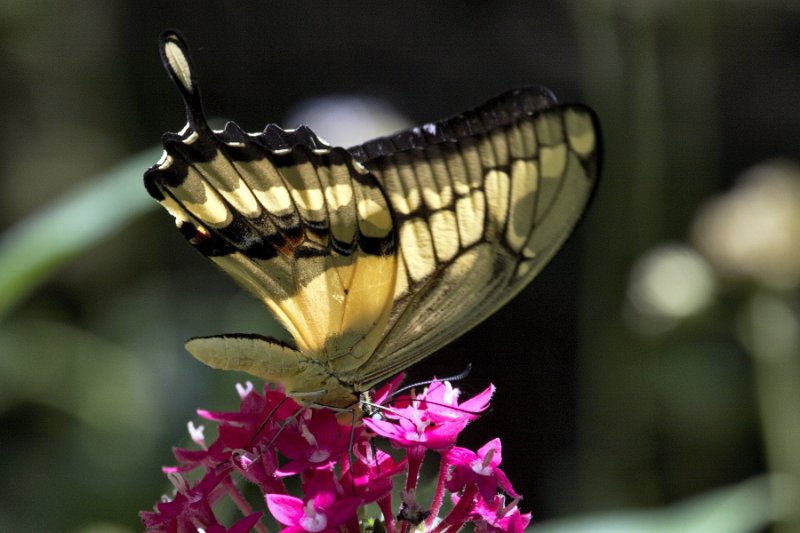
[140,377,530,533]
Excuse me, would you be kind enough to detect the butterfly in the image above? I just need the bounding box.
[145,31,601,409]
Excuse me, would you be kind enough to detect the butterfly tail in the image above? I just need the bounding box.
[158,30,209,132]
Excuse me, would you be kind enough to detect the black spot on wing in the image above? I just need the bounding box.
[177,221,236,257]
[360,233,395,256]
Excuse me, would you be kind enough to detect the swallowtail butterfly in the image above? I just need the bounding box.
[145,31,601,408]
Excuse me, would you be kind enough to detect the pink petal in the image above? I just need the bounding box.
[423,381,448,401]
[277,430,313,460]
[226,512,264,533]
[308,410,340,443]
[274,459,316,477]
[459,384,495,412]
[267,494,305,526]
[324,497,364,526]
[281,526,311,533]
[477,475,500,502]
[372,374,405,405]
[306,471,338,507]
[446,466,471,492]
[493,467,520,499]
[477,438,503,467]
[426,419,468,442]
[503,510,531,533]
[363,418,402,439]
[447,446,478,466]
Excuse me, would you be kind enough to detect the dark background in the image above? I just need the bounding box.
[1,2,799,531]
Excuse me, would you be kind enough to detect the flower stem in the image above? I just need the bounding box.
[222,476,269,533]
[401,448,426,533]
[377,494,396,533]
[425,455,449,528]
[430,485,478,533]
[405,447,425,492]
[741,291,800,530]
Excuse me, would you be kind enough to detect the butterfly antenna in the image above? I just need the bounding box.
[367,396,486,422]
[408,397,486,417]
[263,389,340,448]
[363,365,484,422]
[345,411,362,493]
[266,400,315,447]
[247,394,293,447]
[158,30,209,131]
[388,363,473,399]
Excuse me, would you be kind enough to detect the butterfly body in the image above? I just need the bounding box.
[146,32,601,407]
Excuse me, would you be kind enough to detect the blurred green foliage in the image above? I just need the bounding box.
[1,1,799,532]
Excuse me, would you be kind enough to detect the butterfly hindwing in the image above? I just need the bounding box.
[146,33,400,406]
[185,334,360,407]
[148,133,400,366]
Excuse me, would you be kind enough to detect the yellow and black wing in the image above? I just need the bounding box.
[144,31,601,406]
[146,32,401,406]
[347,89,600,390]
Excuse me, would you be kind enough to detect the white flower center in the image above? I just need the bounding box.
[308,449,331,463]
[405,431,425,442]
[471,459,491,476]
[471,448,495,476]
[235,381,254,399]
[442,382,458,405]
[300,501,328,533]
[408,410,430,435]
[300,421,319,447]
[187,421,206,448]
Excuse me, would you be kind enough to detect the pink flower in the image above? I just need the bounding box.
[199,384,301,450]
[142,377,526,533]
[367,374,406,409]
[166,384,290,493]
[267,470,363,533]
[365,381,493,452]
[274,408,355,476]
[140,468,229,531]
[446,438,519,501]
[365,403,466,451]
[205,512,264,533]
[168,435,231,473]
[469,496,532,533]
[341,438,407,502]
[423,381,494,424]
[232,445,285,494]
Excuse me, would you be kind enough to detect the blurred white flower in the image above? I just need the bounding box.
[285,95,411,148]
[626,243,716,332]
[692,160,800,289]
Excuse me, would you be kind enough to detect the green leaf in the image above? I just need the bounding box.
[0,149,160,317]
[534,476,774,533]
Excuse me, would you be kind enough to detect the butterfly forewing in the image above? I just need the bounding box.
[145,31,601,406]
[348,94,600,389]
